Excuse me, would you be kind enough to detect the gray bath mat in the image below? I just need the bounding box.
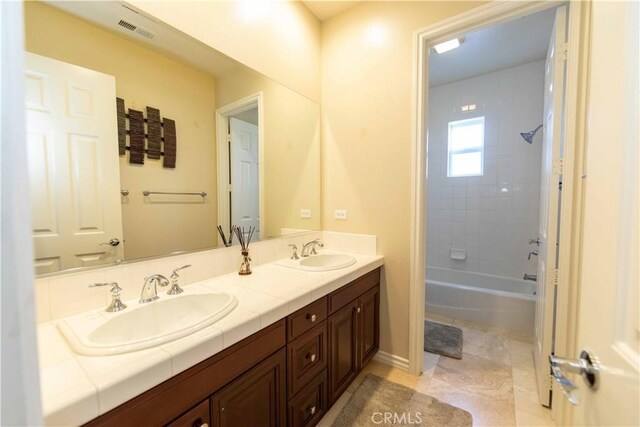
[332,374,472,426]
[424,321,463,359]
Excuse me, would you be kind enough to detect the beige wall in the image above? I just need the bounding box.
[321,1,485,359]
[25,2,218,260]
[129,1,321,102]
[215,67,321,238]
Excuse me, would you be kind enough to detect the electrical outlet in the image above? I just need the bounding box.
[300,209,311,218]
[334,210,348,220]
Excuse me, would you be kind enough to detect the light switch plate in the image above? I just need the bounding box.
[334,210,348,220]
[300,209,311,218]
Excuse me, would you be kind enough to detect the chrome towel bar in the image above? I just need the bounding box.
[142,189,207,198]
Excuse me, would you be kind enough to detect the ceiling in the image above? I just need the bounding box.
[429,7,557,87]
[48,1,241,78]
[302,1,361,21]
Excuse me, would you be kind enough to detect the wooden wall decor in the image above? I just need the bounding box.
[163,119,177,169]
[116,98,177,168]
[146,107,162,160]
[116,98,126,155]
[128,109,145,165]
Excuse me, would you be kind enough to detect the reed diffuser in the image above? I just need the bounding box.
[234,226,255,275]
[216,225,236,247]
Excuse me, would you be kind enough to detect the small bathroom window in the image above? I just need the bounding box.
[447,116,484,177]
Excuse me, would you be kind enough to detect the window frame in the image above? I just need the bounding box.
[446,116,485,178]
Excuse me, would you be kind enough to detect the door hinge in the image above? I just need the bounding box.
[553,158,563,175]
[226,133,232,143]
[228,184,232,192]
[558,42,568,61]
[553,268,560,286]
[546,374,554,390]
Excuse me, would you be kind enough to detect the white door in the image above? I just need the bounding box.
[533,5,567,407]
[25,53,124,274]
[230,117,260,240]
[560,1,639,424]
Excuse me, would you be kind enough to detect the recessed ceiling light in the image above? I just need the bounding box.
[433,37,464,54]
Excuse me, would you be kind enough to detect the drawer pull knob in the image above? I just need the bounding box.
[356,306,361,313]
[200,424,209,427]
[309,406,317,415]
[308,313,317,322]
[307,353,317,362]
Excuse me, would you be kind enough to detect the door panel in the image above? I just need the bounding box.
[569,1,639,424]
[533,5,567,407]
[230,117,260,240]
[25,52,124,273]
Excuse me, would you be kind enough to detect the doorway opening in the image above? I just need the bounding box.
[216,93,264,244]
[409,2,584,425]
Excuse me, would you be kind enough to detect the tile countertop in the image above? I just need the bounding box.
[38,252,384,426]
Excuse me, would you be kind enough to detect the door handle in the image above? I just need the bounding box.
[100,238,120,247]
[549,350,600,405]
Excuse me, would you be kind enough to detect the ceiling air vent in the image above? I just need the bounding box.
[117,19,137,32]
[134,27,156,40]
[116,18,157,40]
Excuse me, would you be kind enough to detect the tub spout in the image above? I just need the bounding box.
[523,273,537,282]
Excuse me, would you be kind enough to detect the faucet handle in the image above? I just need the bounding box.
[171,264,192,279]
[288,244,300,260]
[168,265,190,295]
[90,281,122,293]
[89,282,127,312]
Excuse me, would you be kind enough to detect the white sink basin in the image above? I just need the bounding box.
[58,292,238,356]
[276,253,356,272]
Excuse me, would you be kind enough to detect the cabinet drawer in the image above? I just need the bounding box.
[287,298,327,341]
[288,321,327,398]
[167,400,210,427]
[287,370,327,427]
[328,268,380,314]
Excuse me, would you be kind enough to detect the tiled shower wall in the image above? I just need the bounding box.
[426,60,544,280]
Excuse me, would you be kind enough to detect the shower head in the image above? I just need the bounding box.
[520,124,543,144]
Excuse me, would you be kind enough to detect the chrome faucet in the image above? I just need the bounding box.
[301,239,323,257]
[140,274,170,303]
[528,250,539,260]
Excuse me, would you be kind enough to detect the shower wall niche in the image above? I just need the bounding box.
[426,60,545,280]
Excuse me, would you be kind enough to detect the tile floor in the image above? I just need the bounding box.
[319,313,553,427]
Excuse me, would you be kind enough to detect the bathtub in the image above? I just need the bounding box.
[425,266,536,335]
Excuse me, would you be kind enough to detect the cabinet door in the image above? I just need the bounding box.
[211,349,286,427]
[359,285,380,367]
[328,300,359,405]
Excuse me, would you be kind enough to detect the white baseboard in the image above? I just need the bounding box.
[373,351,410,371]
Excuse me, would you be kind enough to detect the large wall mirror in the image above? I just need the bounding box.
[24,1,321,276]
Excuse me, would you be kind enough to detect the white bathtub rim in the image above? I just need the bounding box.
[425,278,535,301]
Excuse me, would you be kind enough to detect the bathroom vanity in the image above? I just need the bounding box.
[81,268,380,427]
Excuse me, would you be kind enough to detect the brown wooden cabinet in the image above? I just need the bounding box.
[359,285,380,367]
[327,270,380,405]
[166,400,210,427]
[327,299,359,404]
[82,268,380,427]
[211,349,286,427]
